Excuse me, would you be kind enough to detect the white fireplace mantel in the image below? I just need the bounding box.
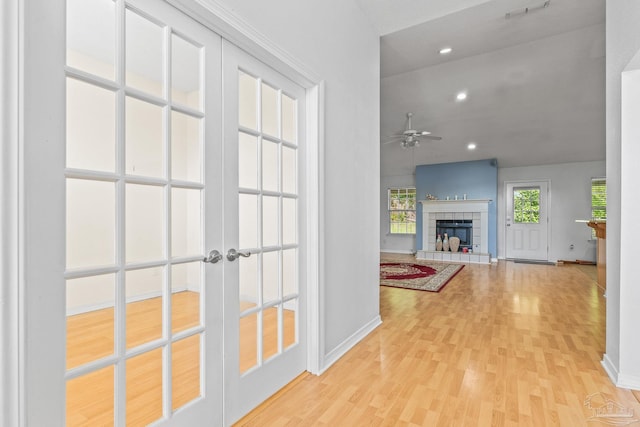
[417,199,492,264]
[419,199,492,213]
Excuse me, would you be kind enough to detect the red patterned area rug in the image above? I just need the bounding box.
[380,262,464,292]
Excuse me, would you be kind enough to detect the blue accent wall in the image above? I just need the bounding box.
[415,159,498,257]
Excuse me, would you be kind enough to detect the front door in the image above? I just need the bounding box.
[222,41,308,424]
[505,181,549,261]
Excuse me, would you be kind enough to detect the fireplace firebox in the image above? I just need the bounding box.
[436,219,473,251]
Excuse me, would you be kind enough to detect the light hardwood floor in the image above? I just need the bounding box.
[66,291,296,426]
[66,291,202,426]
[236,254,640,426]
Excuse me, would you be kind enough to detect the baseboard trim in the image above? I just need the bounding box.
[602,353,619,385]
[617,372,640,390]
[319,315,382,375]
[602,354,640,389]
[380,249,414,255]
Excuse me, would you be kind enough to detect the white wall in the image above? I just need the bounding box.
[498,161,605,262]
[380,174,416,253]
[211,0,381,359]
[604,0,640,389]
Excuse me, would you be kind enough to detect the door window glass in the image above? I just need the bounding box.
[126,9,164,97]
[171,34,202,110]
[67,0,116,80]
[513,188,540,224]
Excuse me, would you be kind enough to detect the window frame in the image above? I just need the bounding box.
[388,187,416,235]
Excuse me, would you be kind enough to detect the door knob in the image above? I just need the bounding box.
[203,249,223,264]
[226,248,250,261]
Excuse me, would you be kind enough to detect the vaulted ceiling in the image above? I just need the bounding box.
[356,0,605,176]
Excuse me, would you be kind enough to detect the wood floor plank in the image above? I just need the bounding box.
[236,254,640,426]
[66,255,640,425]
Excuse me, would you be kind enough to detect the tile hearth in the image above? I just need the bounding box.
[417,199,492,265]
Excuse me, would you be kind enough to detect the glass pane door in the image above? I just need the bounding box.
[65,0,222,424]
[223,40,307,424]
[237,71,300,374]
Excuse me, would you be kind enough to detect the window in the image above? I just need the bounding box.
[591,178,606,238]
[513,187,540,223]
[388,188,416,234]
[591,178,606,221]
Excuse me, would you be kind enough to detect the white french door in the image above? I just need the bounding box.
[22,0,309,425]
[222,41,308,424]
[505,181,549,261]
[63,0,223,424]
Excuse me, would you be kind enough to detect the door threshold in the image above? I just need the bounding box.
[512,259,555,265]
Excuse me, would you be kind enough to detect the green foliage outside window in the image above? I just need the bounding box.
[389,188,416,234]
[591,178,606,238]
[591,178,606,221]
[513,188,540,224]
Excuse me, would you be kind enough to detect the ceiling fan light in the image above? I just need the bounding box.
[439,47,453,55]
[456,91,468,101]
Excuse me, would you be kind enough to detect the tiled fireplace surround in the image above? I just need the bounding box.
[416,199,492,264]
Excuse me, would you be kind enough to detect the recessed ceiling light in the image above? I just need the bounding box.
[467,142,477,150]
[456,91,468,101]
[439,47,453,55]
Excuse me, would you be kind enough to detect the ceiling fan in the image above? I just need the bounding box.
[383,112,442,148]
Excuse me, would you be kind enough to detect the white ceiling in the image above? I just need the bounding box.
[357,0,606,175]
[354,0,496,36]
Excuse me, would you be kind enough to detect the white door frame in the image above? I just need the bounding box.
[2,0,324,424]
[504,179,551,261]
[1,1,22,425]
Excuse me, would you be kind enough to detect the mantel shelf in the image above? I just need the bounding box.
[420,199,491,214]
[419,199,492,204]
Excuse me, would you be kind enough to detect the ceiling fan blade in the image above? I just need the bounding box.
[385,112,445,145]
[382,139,403,145]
